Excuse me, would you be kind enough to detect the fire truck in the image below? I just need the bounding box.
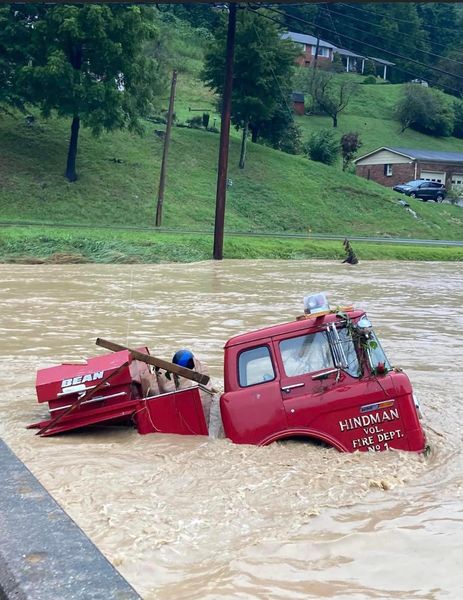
[30,294,426,453]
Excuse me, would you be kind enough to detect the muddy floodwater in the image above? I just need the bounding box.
[1,260,462,599]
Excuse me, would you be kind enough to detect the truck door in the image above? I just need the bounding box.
[274,326,407,451]
[275,329,337,427]
[220,343,288,445]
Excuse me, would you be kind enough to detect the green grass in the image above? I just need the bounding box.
[1,226,462,263]
[296,73,463,155]
[1,60,463,263]
[1,112,462,240]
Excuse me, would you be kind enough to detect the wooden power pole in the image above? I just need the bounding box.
[213,3,237,260]
[155,70,177,227]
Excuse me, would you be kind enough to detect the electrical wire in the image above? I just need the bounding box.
[263,5,463,83]
[249,7,463,96]
[319,3,463,64]
[338,2,463,37]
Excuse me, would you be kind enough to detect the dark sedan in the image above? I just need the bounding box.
[393,179,446,202]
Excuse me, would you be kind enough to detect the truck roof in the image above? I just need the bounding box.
[225,308,365,349]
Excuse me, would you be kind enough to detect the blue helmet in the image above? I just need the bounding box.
[172,349,194,369]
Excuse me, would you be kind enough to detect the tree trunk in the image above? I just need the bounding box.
[65,115,80,182]
[251,126,258,143]
[332,114,338,128]
[239,121,249,169]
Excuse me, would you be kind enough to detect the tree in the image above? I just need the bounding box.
[340,132,362,171]
[453,100,463,139]
[307,70,357,128]
[258,102,302,155]
[436,44,463,98]
[15,4,164,181]
[202,9,297,169]
[395,84,455,136]
[304,129,339,165]
[0,7,30,112]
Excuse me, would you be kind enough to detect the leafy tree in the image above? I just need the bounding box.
[304,129,339,165]
[395,84,455,136]
[340,132,362,171]
[307,70,357,127]
[0,8,30,112]
[258,102,302,155]
[453,100,463,139]
[15,4,164,181]
[436,44,463,98]
[202,9,297,169]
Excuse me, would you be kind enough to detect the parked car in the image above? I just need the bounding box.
[393,179,446,202]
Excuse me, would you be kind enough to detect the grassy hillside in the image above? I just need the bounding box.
[0,19,462,264]
[295,73,463,156]
[1,112,462,243]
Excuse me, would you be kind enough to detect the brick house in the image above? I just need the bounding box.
[282,31,394,78]
[354,147,463,189]
[282,32,335,67]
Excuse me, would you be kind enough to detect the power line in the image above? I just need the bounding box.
[249,8,463,97]
[264,6,463,83]
[320,4,463,65]
[337,2,463,36]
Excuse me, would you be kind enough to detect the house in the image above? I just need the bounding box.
[282,31,394,79]
[291,91,305,115]
[282,32,335,67]
[354,146,463,189]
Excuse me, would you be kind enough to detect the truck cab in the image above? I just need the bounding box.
[220,300,425,452]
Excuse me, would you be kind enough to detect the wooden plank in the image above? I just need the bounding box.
[95,338,210,386]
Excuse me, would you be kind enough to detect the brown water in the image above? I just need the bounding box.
[1,261,462,599]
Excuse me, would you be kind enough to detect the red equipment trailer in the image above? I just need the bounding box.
[29,295,426,453]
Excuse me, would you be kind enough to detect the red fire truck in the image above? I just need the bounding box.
[30,295,426,453]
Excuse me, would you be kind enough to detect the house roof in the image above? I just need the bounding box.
[334,48,365,59]
[355,146,463,164]
[291,92,304,103]
[282,31,336,49]
[368,56,395,66]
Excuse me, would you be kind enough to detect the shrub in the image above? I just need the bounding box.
[331,53,345,73]
[363,59,376,76]
[185,115,203,129]
[363,75,377,85]
[395,84,455,136]
[304,129,339,165]
[340,132,362,171]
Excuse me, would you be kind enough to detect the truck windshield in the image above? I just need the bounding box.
[280,332,333,376]
[366,331,392,373]
[280,328,360,378]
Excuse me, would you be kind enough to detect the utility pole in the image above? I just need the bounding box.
[213,2,237,260]
[155,70,177,228]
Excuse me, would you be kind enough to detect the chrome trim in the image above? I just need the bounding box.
[281,382,305,392]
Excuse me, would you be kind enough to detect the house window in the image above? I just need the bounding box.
[311,46,330,58]
[384,164,393,176]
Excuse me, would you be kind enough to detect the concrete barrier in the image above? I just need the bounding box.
[0,439,142,600]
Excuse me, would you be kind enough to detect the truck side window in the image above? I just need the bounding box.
[280,332,333,376]
[238,346,275,387]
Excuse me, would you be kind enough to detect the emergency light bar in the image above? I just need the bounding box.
[303,293,330,315]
